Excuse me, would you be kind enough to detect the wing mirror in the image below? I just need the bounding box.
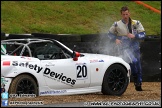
[72,45,80,61]
[73,51,80,61]
[73,52,80,61]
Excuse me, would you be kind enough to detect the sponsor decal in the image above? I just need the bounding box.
[3,61,10,66]
[1,44,6,54]
[43,68,76,86]
[1,77,8,84]
[90,59,104,63]
[40,90,67,95]
[1,77,7,93]
[99,60,104,62]
[76,63,88,80]
[20,56,31,60]
[12,61,43,73]
[45,62,55,66]
[11,61,76,86]
[76,62,86,65]
[90,59,98,63]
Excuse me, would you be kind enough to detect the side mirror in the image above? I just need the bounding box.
[72,45,80,61]
[73,51,80,61]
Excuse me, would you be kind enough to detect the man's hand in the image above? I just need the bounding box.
[127,33,135,39]
[115,39,122,45]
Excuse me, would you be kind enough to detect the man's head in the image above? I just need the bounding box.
[120,6,130,23]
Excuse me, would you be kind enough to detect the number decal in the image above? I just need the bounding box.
[77,65,82,78]
[76,65,87,79]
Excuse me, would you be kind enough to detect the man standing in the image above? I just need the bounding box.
[108,6,146,91]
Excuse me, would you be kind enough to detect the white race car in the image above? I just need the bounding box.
[1,38,131,96]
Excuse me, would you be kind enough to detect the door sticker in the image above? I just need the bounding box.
[76,63,88,80]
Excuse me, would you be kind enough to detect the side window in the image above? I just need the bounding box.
[43,43,61,60]
[46,43,72,60]
[30,42,62,60]
[6,44,24,56]
[30,41,72,60]
[29,42,47,60]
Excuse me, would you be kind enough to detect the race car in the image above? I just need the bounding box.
[1,38,131,96]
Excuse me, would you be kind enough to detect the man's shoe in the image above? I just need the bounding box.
[135,85,143,91]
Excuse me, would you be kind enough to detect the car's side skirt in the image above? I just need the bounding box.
[39,86,101,96]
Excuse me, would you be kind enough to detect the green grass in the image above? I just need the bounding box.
[1,1,161,35]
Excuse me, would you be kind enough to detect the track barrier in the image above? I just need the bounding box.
[1,32,161,82]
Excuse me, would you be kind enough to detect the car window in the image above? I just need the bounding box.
[5,44,24,56]
[30,42,71,60]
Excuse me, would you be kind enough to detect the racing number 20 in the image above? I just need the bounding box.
[76,65,87,79]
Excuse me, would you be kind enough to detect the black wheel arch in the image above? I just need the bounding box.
[102,63,129,83]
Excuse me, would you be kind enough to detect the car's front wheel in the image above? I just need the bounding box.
[9,74,38,96]
[102,64,129,96]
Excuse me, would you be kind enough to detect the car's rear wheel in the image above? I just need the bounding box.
[102,64,129,96]
[9,74,38,96]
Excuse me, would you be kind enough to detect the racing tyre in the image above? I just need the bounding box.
[9,74,38,96]
[102,64,129,96]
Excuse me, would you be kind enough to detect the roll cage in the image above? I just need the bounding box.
[1,38,74,60]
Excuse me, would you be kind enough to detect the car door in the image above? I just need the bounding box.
[41,58,90,89]
[38,42,91,89]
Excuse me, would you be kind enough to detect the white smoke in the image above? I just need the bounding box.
[97,33,137,64]
[93,16,138,64]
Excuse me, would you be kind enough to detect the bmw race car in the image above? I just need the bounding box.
[1,38,131,96]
